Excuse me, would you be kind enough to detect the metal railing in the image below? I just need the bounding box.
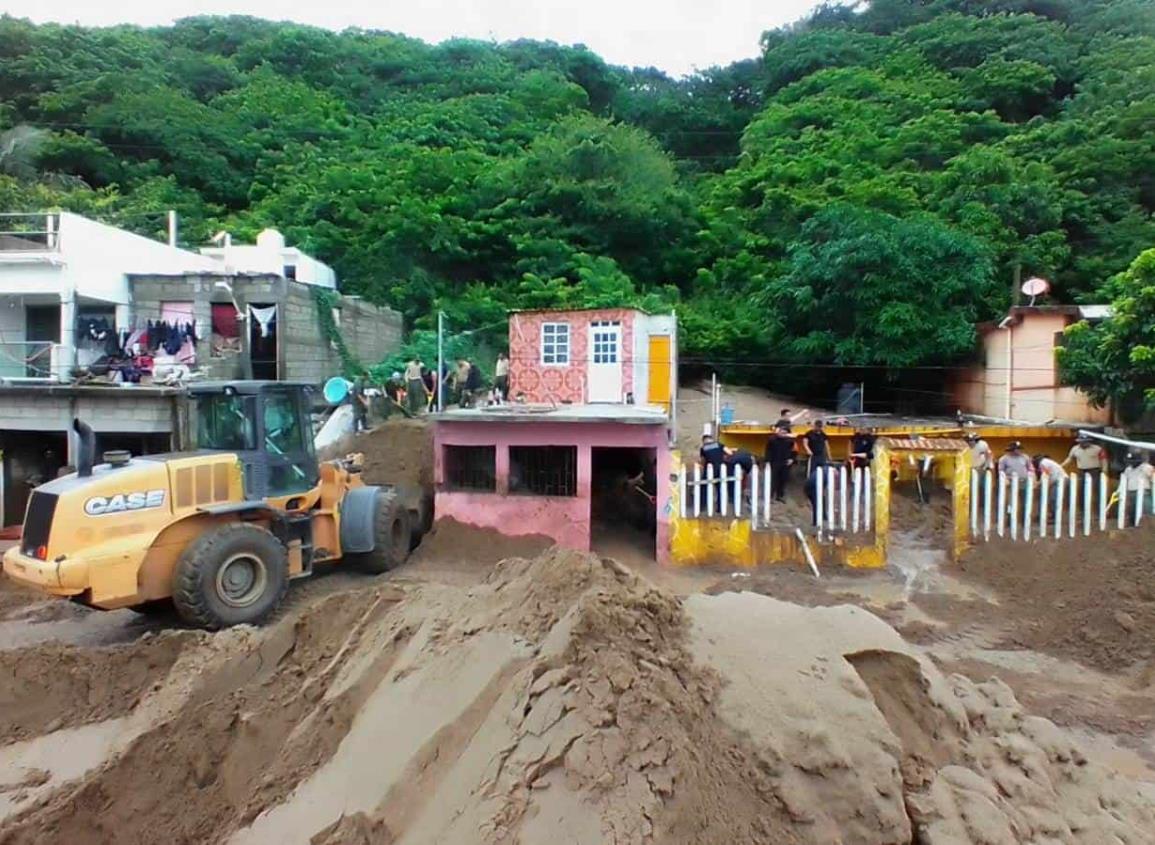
[0,341,63,379]
[0,212,60,252]
[969,470,1152,541]
[678,461,874,537]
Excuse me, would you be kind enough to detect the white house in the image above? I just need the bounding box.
[0,212,219,380]
[199,228,337,289]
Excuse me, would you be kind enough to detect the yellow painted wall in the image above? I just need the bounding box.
[666,441,969,571]
[669,516,886,569]
[647,335,672,408]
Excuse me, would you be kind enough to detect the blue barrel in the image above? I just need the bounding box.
[720,403,735,425]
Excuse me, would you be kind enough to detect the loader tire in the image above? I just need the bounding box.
[349,489,411,574]
[172,523,289,630]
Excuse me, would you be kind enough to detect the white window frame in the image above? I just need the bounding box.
[541,322,571,366]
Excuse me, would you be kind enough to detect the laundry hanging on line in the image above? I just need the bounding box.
[249,305,278,338]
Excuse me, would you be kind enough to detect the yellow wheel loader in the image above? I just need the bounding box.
[1,381,429,629]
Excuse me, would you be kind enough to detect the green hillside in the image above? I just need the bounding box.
[2,1,1153,409]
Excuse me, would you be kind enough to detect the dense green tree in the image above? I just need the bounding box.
[1059,248,1155,421]
[761,205,997,368]
[1,2,1154,409]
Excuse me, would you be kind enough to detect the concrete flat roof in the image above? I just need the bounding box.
[0,383,184,398]
[433,403,669,425]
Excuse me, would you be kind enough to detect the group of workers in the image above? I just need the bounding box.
[699,412,1154,528]
[348,353,516,433]
[699,409,878,525]
[966,431,1154,522]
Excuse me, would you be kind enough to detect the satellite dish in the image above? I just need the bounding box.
[1021,276,1050,305]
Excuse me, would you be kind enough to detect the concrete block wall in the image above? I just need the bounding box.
[0,387,179,435]
[129,274,403,384]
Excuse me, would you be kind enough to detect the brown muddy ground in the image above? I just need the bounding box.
[4,546,1152,845]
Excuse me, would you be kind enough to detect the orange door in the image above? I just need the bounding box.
[647,335,672,408]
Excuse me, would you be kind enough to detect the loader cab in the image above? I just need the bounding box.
[189,381,319,499]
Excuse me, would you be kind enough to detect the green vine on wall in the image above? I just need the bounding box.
[311,287,363,379]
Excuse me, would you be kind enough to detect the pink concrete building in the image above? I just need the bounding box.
[508,308,677,409]
[432,308,678,562]
[951,305,1112,424]
[432,406,672,563]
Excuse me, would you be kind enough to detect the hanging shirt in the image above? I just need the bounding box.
[249,305,278,338]
[211,304,239,339]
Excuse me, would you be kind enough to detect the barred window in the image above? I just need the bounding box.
[541,322,570,365]
[444,445,496,492]
[509,446,578,497]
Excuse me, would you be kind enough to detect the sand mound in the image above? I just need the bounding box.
[687,592,1155,844]
[0,578,44,621]
[318,417,433,490]
[0,634,189,744]
[2,549,1152,844]
[953,525,1155,673]
[408,518,553,572]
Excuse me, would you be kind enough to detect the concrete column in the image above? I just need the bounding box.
[59,292,77,373]
[655,436,672,566]
[114,303,130,333]
[495,442,510,495]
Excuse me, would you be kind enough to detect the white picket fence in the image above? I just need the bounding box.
[678,462,873,535]
[969,471,1153,542]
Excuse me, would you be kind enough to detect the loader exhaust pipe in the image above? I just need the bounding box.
[73,418,96,478]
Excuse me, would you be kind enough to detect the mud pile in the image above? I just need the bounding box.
[2,548,1152,844]
[955,525,1155,673]
[407,517,553,571]
[319,417,433,489]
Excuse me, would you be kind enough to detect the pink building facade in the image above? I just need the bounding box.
[432,409,672,564]
[951,305,1112,425]
[508,308,677,408]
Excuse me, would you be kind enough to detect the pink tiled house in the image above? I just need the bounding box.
[508,308,677,409]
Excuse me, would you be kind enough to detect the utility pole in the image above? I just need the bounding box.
[1011,261,1022,307]
[436,311,445,413]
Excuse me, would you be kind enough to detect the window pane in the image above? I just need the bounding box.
[444,446,496,492]
[509,446,577,496]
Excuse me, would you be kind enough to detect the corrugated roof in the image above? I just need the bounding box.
[880,437,969,452]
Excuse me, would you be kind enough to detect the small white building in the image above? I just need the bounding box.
[0,211,218,380]
[199,228,337,289]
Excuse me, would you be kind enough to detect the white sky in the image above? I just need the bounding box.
[4,0,823,77]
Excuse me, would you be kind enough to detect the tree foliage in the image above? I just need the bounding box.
[1059,248,1155,421]
[0,2,1153,409]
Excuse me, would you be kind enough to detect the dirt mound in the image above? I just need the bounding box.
[0,634,189,744]
[687,591,1155,844]
[0,578,43,621]
[2,549,1152,844]
[953,526,1155,673]
[319,417,432,489]
[408,517,554,571]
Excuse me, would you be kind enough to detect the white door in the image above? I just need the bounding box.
[588,322,622,403]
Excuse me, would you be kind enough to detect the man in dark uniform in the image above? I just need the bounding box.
[764,424,796,502]
[802,419,829,475]
[849,426,876,471]
[351,371,371,433]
